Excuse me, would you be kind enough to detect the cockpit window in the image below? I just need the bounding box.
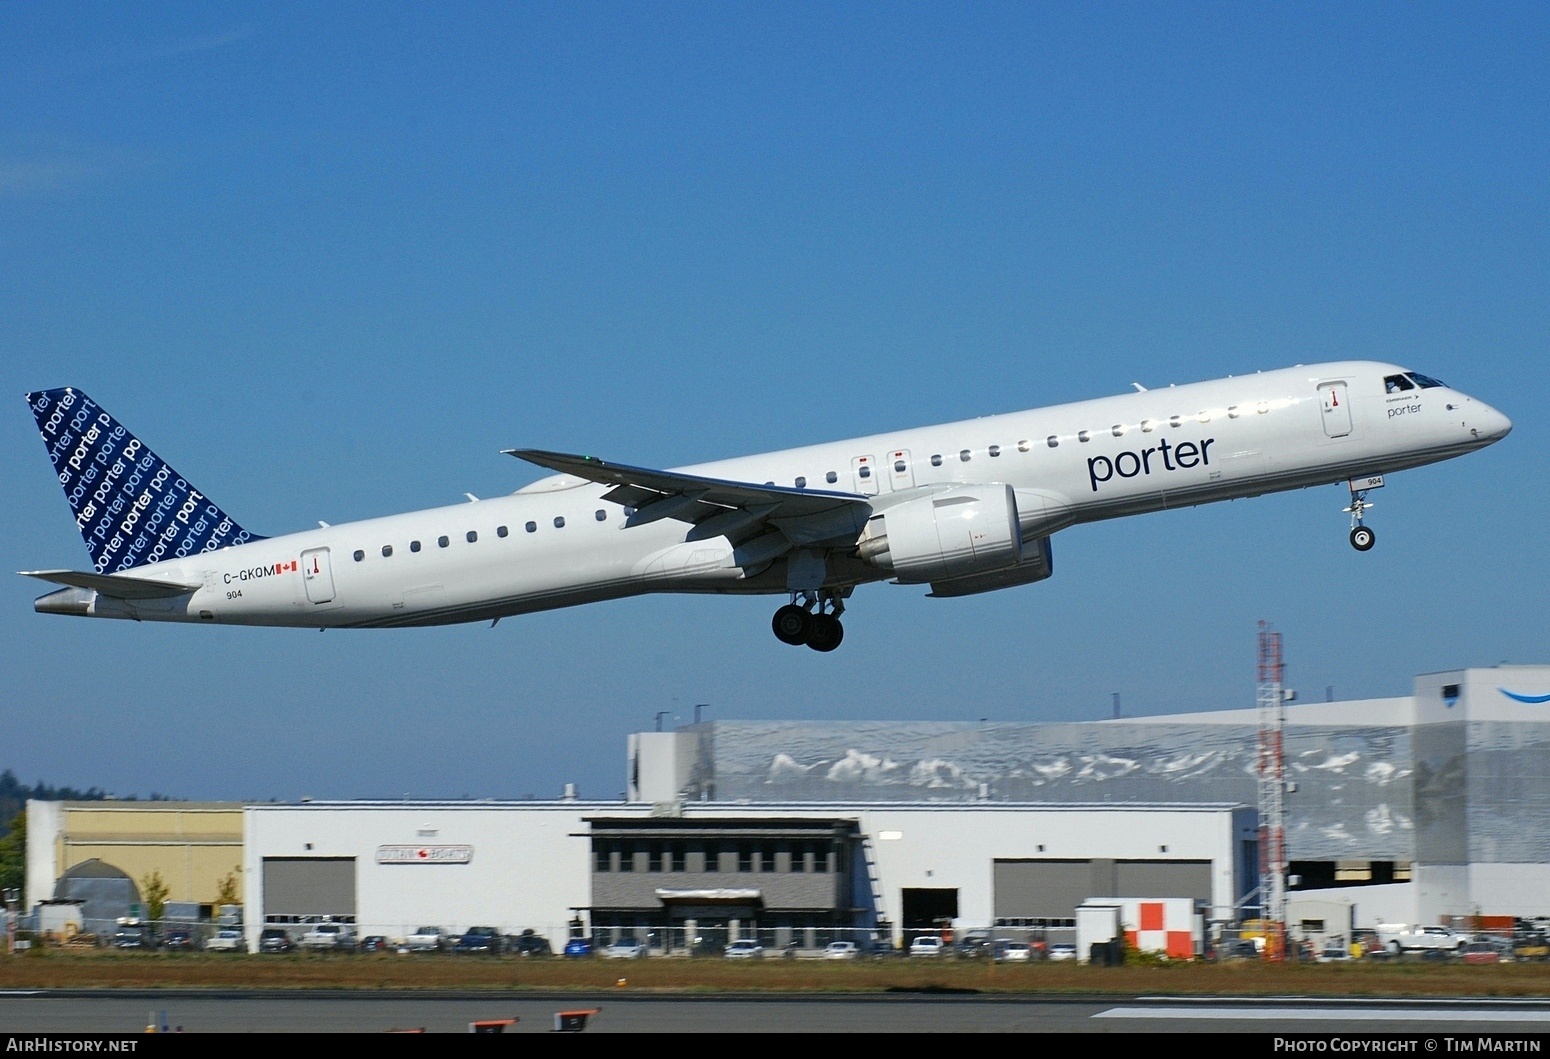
[1407,372,1447,389]
[1384,374,1415,393]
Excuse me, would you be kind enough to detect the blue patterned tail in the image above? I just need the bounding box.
[27,388,264,573]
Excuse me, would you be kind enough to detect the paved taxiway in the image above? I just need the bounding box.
[6,991,1550,1033]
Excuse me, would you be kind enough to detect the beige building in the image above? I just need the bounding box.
[26,801,244,916]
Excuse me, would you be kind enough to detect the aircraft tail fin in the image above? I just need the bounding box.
[27,388,265,573]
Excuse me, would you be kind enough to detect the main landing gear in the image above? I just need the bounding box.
[772,591,845,652]
[1346,489,1376,552]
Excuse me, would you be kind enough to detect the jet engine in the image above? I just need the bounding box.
[855,484,1022,584]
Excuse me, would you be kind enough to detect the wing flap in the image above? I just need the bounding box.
[20,569,202,600]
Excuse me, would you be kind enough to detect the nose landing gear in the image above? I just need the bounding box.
[772,592,845,652]
[1345,488,1376,551]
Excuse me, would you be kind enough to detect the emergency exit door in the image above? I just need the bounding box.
[1319,381,1352,438]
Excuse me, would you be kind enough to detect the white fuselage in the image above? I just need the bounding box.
[54,361,1510,628]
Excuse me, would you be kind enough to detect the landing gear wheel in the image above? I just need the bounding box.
[772,604,812,646]
[805,613,844,652]
[1350,526,1376,552]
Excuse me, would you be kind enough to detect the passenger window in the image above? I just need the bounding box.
[1141,420,1154,432]
[1111,425,1124,437]
[353,550,364,562]
[595,509,607,521]
[496,525,508,538]
[894,459,907,472]
[1169,415,1182,428]
[1227,406,1239,419]
[930,454,943,467]
[1047,436,1059,448]
[381,544,393,557]
[554,516,565,528]
[794,476,806,488]
[1197,411,1211,423]
[1385,374,1416,393]
[466,531,477,543]
[1017,440,1031,452]
[410,540,422,552]
[825,471,837,484]
[438,536,449,548]
[858,466,871,479]
[988,445,1000,457]
[1258,401,1269,414]
[525,521,536,533]
[959,449,971,462]
[1078,430,1090,443]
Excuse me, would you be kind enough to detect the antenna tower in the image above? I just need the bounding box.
[1256,621,1287,959]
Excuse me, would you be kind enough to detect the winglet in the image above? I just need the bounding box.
[26,388,264,573]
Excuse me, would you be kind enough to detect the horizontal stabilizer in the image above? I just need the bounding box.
[19,569,202,599]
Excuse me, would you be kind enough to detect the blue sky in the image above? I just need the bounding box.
[1,2,1544,803]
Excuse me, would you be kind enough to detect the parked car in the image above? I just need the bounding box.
[562,938,594,958]
[1046,943,1078,962]
[454,926,504,954]
[300,922,357,951]
[823,941,860,960]
[908,935,944,957]
[258,928,295,954]
[403,926,450,953]
[359,935,391,952]
[998,942,1032,962]
[604,937,646,959]
[204,929,247,953]
[504,929,551,957]
[111,920,156,950]
[161,927,196,952]
[724,938,764,959]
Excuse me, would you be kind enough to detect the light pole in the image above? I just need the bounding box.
[3,888,19,956]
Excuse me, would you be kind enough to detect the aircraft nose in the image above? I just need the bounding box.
[1476,402,1512,442]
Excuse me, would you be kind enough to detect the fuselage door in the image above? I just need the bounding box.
[851,455,880,496]
[1319,381,1352,438]
[888,449,915,491]
[301,547,336,604]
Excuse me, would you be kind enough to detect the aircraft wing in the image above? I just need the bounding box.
[19,569,203,599]
[504,449,870,531]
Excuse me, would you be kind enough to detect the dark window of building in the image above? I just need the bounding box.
[647,844,662,873]
[703,842,719,872]
[595,845,610,872]
[671,845,686,872]
[739,845,753,872]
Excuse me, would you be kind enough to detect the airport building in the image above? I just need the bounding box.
[20,664,1550,952]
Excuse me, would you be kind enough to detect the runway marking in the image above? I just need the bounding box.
[1098,1007,1550,1023]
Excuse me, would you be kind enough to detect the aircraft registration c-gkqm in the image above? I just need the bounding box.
[22,362,1510,652]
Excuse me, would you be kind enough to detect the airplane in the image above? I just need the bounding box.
[21,361,1510,651]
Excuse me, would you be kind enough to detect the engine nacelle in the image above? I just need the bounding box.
[928,536,1053,597]
[856,484,1022,584]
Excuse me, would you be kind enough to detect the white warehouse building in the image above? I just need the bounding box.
[244,800,1253,953]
